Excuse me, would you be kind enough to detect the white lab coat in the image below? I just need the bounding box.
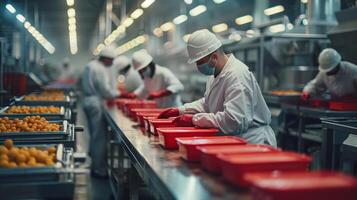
[81,59,118,174]
[134,65,184,108]
[179,55,277,146]
[303,61,357,98]
[109,65,143,93]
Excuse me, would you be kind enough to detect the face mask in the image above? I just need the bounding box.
[197,55,216,76]
[141,67,151,78]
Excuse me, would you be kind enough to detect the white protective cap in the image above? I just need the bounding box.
[99,46,117,59]
[318,48,341,73]
[132,49,153,71]
[113,56,130,71]
[187,29,222,64]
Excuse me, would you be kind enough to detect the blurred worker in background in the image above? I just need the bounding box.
[58,57,76,81]
[111,55,143,95]
[81,46,119,178]
[158,29,276,146]
[302,48,357,100]
[127,50,184,108]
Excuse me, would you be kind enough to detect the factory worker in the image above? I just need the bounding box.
[129,50,184,108]
[111,56,143,95]
[81,46,119,178]
[302,48,357,100]
[158,29,276,146]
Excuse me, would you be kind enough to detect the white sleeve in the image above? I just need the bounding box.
[93,69,119,98]
[179,97,206,114]
[303,72,326,95]
[133,83,147,98]
[191,83,252,134]
[164,70,184,94]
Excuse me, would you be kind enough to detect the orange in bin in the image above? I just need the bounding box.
[176,136,246,162]
[157,127,219,149]
[197,144,281,174]
[218,152,312,187]
[245,171,357,200]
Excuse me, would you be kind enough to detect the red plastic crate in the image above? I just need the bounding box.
[328,101,357,111]
[157,127,219,149]
[246,171,357,200]
[130,108,165,121]
[123,101,157,116]
[136,112,160,125]
[309,98,328,108]
[218,152,312,187]
[148,118,175,135]
[144,116,158,134]
[176,136,247,162]
[198,144,281,174]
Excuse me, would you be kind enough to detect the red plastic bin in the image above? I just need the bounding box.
[157,127,219,149]
[136,112,160,126]
[144,116,158,133]
[218,152,312,187]
[197,144,281,174]
[246,171,357,200]
[328,101,357,111]
[148,118,176,135]
[123,100,157,117]
[309,98,328,108]
[130,108,165,121]
[176,136,247,162]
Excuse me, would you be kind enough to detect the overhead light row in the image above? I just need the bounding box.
[93,0,156,55]
[264,5,285,16]
[117,35,147,55]
[66,2,78,54]
[5,4,55,54]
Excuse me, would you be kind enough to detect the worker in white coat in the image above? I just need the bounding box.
[81,46,119,178]
[111,56,143,94]
[158,29,276,146]
[302,48,357,100]
[129,50,184,108]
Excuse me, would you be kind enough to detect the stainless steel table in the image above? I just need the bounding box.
[104,106,251,200]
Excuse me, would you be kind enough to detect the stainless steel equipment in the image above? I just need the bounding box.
[279,66,318,90]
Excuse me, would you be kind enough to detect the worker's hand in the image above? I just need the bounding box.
[301,92,310,101]
[120,93,137,99]
[172,114,194,127]
[148,90,172,100]
[158,108,180,119]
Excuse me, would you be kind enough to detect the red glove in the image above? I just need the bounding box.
[301,92,310,101]
[120,93,137,99]
[158,108,180,119]
[148,90,172,100]
[173,114,194,127]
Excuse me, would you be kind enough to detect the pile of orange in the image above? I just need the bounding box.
[5,106,61,114]
[0,139,56,168]
[24,91,65,101]
[0,116,60,132]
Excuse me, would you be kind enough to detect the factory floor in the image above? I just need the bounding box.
[73,104,113,200]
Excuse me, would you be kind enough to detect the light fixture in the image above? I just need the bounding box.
[213,0,226,4]
[123,18,134,27]
[264,5,285,16]
[160,22,174,32]
[5,4,16,13]
[173,15,188,25]
[66,0,74,6]
[246,29,255,38]
[24,22,31,29]
[183,34,191,42]
[141,0,156,8]
[116,25,126,33]
[117,35,146,55]
[287,23,294,30]
[130,8,144,19]
[184,0,192,4]
[68,24,76,31]
[212,23,228,33]
[235,15,253,25]
[67,8,76,17]
[16,14,25,23]
[301,0,308,3]
[68,17,76,24]
[189,5,207,16]
[228,33,242,41]
[153,27,163,37]
[269,24,285,33]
